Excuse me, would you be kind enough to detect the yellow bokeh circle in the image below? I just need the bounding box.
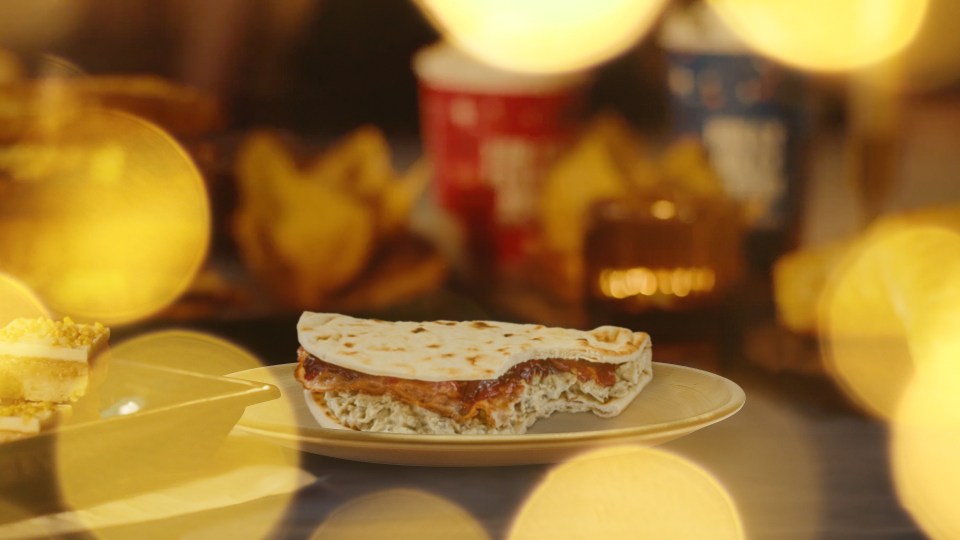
[821,223,960,418]
[509,445,743,539]
[0,108,210,325]
[313,488,490,540]
[892,358,960,539]
[0,273,49,326]
[416,0,669,74]
[55,330,301,538]
[709,0,928,72]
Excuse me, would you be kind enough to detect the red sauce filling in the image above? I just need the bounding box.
[296,348,621,425]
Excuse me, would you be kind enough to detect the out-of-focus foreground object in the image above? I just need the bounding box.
[0,92,210,325]
[772,205,960,415]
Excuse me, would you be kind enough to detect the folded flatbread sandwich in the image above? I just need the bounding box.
[294,312,652,435]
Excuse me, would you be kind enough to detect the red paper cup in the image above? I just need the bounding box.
[414,43,586,269]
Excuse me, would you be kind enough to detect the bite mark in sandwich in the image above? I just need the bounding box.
[294,312,653,435]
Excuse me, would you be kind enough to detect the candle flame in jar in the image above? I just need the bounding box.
[600,267,716,300]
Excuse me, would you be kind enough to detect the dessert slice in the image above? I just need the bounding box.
[0,317,110,403]
[0,401,71,442]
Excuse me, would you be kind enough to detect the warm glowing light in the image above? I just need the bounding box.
[822,223,960,418]
[56,332,301,537]
[599,266,717,300]
[695,268,716,291]
[0,273,49,326]
[671,268,693,297]
[52,436,306,539]
[509,446,743,539]
[709,0,929,71]
[67,329,309,538]
[116,400,141,416]
[639,269,659,296]
[651,199,677,220]
[892,358,960,539]
[667,391,821,538]
[656,269,673,295]
[625,267,652,297]
[313,489,490,540]
[112,330,264,376]
[599,269,613,297]
[416,0,669,74]
[0,108,210,325]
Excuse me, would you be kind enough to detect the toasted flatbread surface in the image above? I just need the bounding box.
[297,312,651,382]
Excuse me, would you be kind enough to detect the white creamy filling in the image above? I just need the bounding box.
[0,342,92,362]
[0,415,40,434]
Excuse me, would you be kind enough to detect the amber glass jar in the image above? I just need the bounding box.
[583,191,742,314]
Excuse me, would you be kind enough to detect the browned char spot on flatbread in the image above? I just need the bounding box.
[471,321,497,329]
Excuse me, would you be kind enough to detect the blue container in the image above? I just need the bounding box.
[666,51,807,232]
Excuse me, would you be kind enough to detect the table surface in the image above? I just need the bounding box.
[84,371,921,540]
[55,311,919,540]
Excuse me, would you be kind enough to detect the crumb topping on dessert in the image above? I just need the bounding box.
[0,317,109,349]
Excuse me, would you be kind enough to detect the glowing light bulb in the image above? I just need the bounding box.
[416,0,669,74]
[709,0,929,72]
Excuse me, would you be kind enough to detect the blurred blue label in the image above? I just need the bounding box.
[668,52,806,230]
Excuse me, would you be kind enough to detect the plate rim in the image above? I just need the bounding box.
[232,362,745,447]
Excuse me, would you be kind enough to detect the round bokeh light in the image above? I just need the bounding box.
[312,488,490,540]
[0,273,49,326]
[56,330,302,538]
[822,224,960,418]
[0,108,210,325]
[416,0,669,74]
[509,445,743,539]
[708,0,929,72]
[893,358,960,539]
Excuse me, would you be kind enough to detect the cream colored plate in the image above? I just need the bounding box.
[231,363,745,466]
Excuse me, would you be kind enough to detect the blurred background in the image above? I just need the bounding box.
[4,0,960,537]
[1,0,960,368]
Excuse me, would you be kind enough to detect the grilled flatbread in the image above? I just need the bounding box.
[294,312,652,435]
